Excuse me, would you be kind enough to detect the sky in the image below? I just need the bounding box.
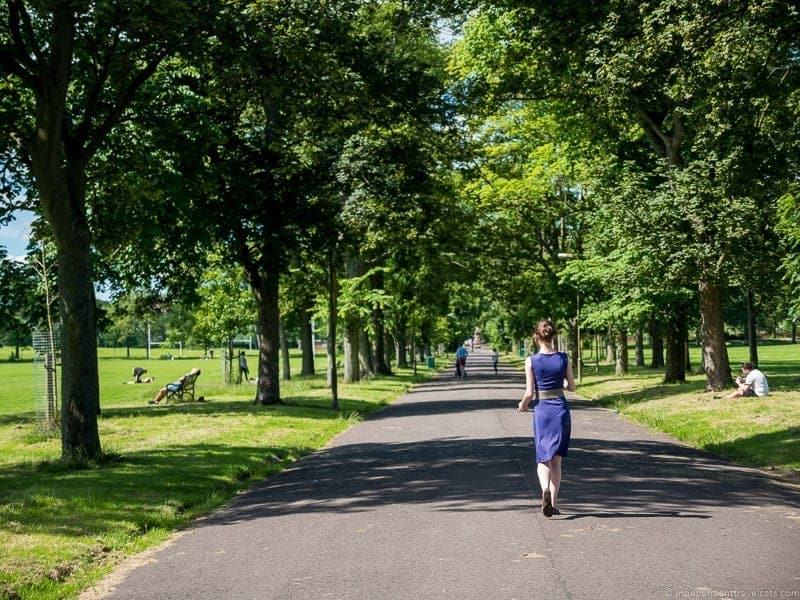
[1,210,112,300]
[0,210,34,261]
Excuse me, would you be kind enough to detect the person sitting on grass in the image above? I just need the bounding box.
[726,362,769,398]
[149,368,201,404]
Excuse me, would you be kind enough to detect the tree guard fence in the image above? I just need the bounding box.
[33,327,60,432]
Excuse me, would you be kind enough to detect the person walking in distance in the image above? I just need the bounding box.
[518,319,575,517]
[455,344,469,378]
[491,348,499,375]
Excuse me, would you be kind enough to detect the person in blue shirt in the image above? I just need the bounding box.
[455,345,469,378]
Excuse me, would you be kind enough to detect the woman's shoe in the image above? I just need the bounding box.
[542,490,554,517]
[552,508,561,516]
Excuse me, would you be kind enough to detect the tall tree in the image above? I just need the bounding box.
[0,1,214,459]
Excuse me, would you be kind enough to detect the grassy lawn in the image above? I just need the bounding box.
[504,341,800,475]
[0,349,438,600]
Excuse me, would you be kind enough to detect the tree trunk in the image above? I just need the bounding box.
[663,313,686,383]
[383,332,394,371]
[615,329,628,375]
[326,246,338,408]
[792,321,797,344]
[343,255,360,383]
[254,272,281,404]
[605,325,616,363]
[344,321,360,383]
[32,145,102,459]
[699,281,732,391]
[746,290,758,367]
[226,338,233,383]
[395,324,409,368]
[279,320,290,381]
[300,303,315,375]
[358,329,373,378]
[635,328,645,367]
[373,308,391,375]
[56,220,102,459]
[649,318,664,368]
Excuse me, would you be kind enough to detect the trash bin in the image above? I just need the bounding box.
[426,356,435,368]
[518,347,526,357]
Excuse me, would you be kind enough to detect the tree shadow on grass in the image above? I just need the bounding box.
[0,411,36,426]
[0,442,317,541]
[97,396,378,421]
[706,428,800,473]
[587,380,708,408]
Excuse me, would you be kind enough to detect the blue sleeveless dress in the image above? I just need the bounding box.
[531,352,571,463]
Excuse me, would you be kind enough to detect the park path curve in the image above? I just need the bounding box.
[93,349,800,600]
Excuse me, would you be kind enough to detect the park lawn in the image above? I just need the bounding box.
[502,342,800,474]
[0,354,437,600]
[0,346,310,418]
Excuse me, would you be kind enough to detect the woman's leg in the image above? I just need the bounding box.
[537,460,551,494]
[549,456,562,507]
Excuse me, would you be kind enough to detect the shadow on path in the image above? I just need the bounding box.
[206,429,800,528]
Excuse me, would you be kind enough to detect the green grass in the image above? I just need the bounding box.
[506,341,800,475]
[0,349,439,600]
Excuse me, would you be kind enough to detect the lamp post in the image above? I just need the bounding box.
[557,252,582,383]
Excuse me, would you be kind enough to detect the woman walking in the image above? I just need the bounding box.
[518,319,575,517]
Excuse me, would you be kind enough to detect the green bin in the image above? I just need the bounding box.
[426,356,435,368]
[518,347,526,357]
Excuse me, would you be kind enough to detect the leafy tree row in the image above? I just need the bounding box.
[449,1,800,388]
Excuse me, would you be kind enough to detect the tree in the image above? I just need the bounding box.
[192,259,256,383]
[453,1,800,390]
[0,1,216,459]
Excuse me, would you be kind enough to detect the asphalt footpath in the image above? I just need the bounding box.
[92,349,800,600]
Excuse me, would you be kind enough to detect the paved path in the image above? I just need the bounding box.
[98,350,800,600]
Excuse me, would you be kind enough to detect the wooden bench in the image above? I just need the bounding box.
[165,370,201,404]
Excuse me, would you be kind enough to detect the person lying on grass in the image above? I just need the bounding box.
[149,367,201,404]
[125,366,154,384]
[726,362,769,398]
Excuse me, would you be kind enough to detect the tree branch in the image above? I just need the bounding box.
[71,26,121,148]
[0,44,37,88]
[636,106,670,156]
[83,46,169,159]
[11,0,43,63]
[233,219,262,291]
[7,0,38,71]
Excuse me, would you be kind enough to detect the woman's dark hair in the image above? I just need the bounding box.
[534,319,556,344]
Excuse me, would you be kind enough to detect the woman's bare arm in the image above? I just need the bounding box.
[518,356,534,412]
[565,360,576,393]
